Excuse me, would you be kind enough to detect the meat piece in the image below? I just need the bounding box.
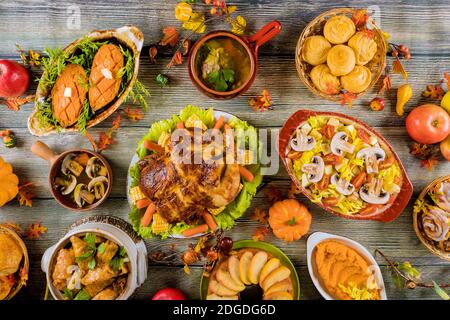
[83,278,114,297]
[81,263,118,287]
[139,139,241,223]
[88,44,124,111]
[52,248,76,291]
[51,64,88,127]
[70,236,90,272]
[92,287,118,300]
[96,240,118,264]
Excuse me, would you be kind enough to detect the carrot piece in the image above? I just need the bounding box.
[213,116,225,130]
[143,140,164,153]
[176,121,185,129]
[202,211,218,231]
[136,198,151,209]
[74,153,90,166]
[181,224,209,237]
[239,165,254,182]
[141,203,156,227]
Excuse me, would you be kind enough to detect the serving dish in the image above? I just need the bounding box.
[0,224,29,300]
[127,106,262,239]
[279,109,413,222]
[31,140,112,211]
[28,26,144,136]
[41,216,147,300]
[188,21,281,99]
[307,232,387,300]
[200,240,300,300]
[413,175,450,261]
[295,8,386,101]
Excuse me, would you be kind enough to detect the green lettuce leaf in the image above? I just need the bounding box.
[179,105,215,128]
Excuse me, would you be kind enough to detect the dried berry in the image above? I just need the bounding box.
[219,236,233,253]
[369,97,385,111]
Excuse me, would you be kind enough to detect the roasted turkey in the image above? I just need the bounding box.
[138,138,241,224]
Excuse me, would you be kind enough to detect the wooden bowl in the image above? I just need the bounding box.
[0,224,29,300]
[295,8,386,101]
[413,175,450,261]
[278,109,413,222]
[31,141,113,212]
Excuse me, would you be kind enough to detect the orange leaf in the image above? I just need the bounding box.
[17,182,34,207]
[420,157,439,171]
[265,185,283,204]
[19,266,28,285]
[85,131,98,152]
[287,181,301,199]
[97,132,114,151]
[352,9,369,28]
[26,223,47,240]
[160,27,179,47]
[248,89,273,112]
[378,74,392,95]
[124,106,144,122]
[1,95,34,111]
[422,85,444,100]
[392,59,408,80]
[251,208,268,224]
[149,46,158,64]
[252,226,269,242]
[339,92,357,107]
[167,50,183,68]
[111,112,122,130]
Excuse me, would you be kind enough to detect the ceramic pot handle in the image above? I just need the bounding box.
[41,245,55,273]
[246,20,282,54]
[31,140,59,165]
[135,240,148,287]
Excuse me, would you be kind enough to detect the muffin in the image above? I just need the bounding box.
[323,15,356,44]
[310,64,340,94]
[340,65,372,93]
[327,45,356,76]
[301,35,331,66]
[348,31,378,66]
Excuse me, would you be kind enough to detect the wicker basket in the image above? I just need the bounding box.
[0,224,29,300]
[413,175,450,261]
[295,8,386,101]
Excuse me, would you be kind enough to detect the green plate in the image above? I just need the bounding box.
[200,240,300,300]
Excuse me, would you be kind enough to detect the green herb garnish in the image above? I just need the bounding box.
[207,69,235,92]
[97,242,106,254]
[62,288,74,300]
[74,289,91,301]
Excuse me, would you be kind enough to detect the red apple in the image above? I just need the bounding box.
[0,60,30,98]
[440,134,450,161]
[151,288,187,300]
[405,104,450,144]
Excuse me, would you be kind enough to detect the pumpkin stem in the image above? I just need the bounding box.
[287,216,296,226]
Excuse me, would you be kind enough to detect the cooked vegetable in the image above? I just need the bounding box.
[239,165,254,182]
[143,140,164,153]
[181,224,209,237]
[136,198,152,209]
[202,211,218,231]
[141,202,156,227]
[396,84,412,116]
[0,157,19,207]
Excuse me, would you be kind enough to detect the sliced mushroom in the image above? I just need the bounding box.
[302,156,324,183]
[86,157,108,179]
[61,153,84,177]
[331,174,355,196]
[330,132,355,156]
[55,174,77,195]
[359,179,390,205]
[290,128,316,152]
[356,147,386,174]
[74,184,95,207]
[88,176,108,200]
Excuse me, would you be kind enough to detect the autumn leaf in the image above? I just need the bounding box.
[124,106,144,122]
[252,226,269,241]
[226,5,237,15]
[251,208,268,225]
[248,89,273,112]
[352,9,369,28]
[397,261,421,280]
[16,44,41,67]
[85,131,98,152]
[17,182,34,207]
[422,84,444,100]
[339,92,357,107]
[409,142,441,170]
[167,50,183,68]
[265,185,283,204]
[160,27,179,47]
[97,132,114,152]
[111,112,122,130]
[231,15,246,35]
[392,59,408,80]
[26,223,47,240]
[287,181,301,199]
[149,46,158,64]
[378,74,392,95]
[443,72,450,91]
[182,13,206,33]
[19,266,28,285]
[1,95,34,111]
[420,157,439,171]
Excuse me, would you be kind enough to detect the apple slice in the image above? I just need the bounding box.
[228,255,244,287]
[216,263,245,292]
[263,291,293,300]
[248,251,268,284]
[207,294,239,300]
[239,251,253,285]
[209,277,239,297]
[259,258,281,286]
[261,266,291,291]
[264,279,293,296]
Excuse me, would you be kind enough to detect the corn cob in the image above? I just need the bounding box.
[158,132,171,148]
[208,206,226,216]
[129,186,146,204]
[151,213,170,234]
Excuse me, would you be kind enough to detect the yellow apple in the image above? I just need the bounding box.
[440,134,450,161]
[441,91,450,114]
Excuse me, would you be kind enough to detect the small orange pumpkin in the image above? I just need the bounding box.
[268,199,312,242]
[0,156,19,207]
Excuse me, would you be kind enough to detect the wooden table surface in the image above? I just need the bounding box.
[1,0,449,300]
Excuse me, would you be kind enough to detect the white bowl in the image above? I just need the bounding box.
[306,232,387,300]
[41,216,147,300]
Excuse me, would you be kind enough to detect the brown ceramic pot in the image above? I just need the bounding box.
[188,21,282,99]
[31,141,112,211]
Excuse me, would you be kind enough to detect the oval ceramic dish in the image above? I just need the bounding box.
[278,109,413,222]
[413,175,450,261]
[200,240,300,300]
[307,232,387,300]
[41,216,147,300]
[28,26,144,136]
